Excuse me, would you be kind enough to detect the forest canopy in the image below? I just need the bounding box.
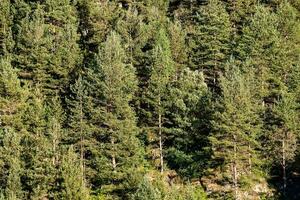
[0,0,300,199]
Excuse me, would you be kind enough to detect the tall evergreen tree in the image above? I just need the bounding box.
[143,28,175,173]
[77,0,122,67]
[87,31,144,199]
[0,57,27,199]
[164,69,210,179]
[13,0,81,95]
[0,0,13,56]
[168,20,188,76]
[22,88,55,199]
[45,96,66,198]
[224,0,259,31]
[0,128,23,200]
[264,92,299,197]
[190,0,231,91]
[0,57,28,130]
[66,75,91,188]
[208,61,263,199]
[237,5,282,100]
[61,146,90,200]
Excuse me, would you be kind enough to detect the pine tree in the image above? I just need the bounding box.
[168,20,188,75]
[0,58,27,199]
[13,4,48,88]
[164,68,209,179]
[208,60,263,199]
[13,0,81,95]
[0,57,28,130]
[0,0,13,55]
[45,96,66,198]
[237,5,281,100]
[87,31,144,199]
[21,88,54,199]
[115,3,148,67]
[224,0,259,32]
[264,92,299,197]
[275,1,300,92]
[77,0,121,65]
[144,28,175,173]
[61,146,90,200]
[66,75,90,188]
[0,128,23,200]
[190,0,231,91]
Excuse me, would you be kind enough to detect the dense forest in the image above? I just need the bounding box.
[0,0,300,199]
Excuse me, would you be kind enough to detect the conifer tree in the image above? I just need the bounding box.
[22,89,54,199]
[13,0,80,95]
[191,0,231,91]
[61,146,90,200]
[87,31,144,199]
[145,28,175,173]
[115,4,148,67]
[45,96,66,198]
[77,0,121,63]
[209,60,263,199]
[164,69,209,178]
[224,0,258,32]
[168,21,188,75]
[275,1,300,91]
[0,58,27,199]
[0,57,28,130]
[237,5,281,99]
[265,92,299,197]
[66,75,91,188]
[0,0,13,56]
[0,128,23,200]
[13,4,48,88]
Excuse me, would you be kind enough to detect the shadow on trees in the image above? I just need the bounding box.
[268,151,300,200]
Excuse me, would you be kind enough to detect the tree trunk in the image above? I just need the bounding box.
[233,135,238,200]
[79,97,85,185]
[52,123,59,166]
[282,138,286,197]
[158,96,164,174]
[248,143,252,174]
[112,137,116,171]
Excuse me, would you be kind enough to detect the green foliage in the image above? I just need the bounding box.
[209,59,263,197]
[85,31,145,198]
[0,0,13,55]
[61,146,90,200]
[189,0,231,90]
[131,178,162,200]
[0,1,300,199]
[13,0,81,94]
[0,57,28,129]
[0,128,23,200]
[265,92,299,164]
[21,89,55,199]
[132,176,207,200]
[165,69,210,178]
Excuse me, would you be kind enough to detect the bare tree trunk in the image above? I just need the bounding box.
[158,96,164,174]
[52,122,59,166]
[233,135,238,200]
[248,143,252,174]
[282,138,286,197]
[112,137,116,171]
[79,97,85,185]
[53,137,56,166]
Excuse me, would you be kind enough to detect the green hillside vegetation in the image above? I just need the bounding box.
[0,0,300,199]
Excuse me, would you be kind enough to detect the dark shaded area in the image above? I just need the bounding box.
[268,154,300,200]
